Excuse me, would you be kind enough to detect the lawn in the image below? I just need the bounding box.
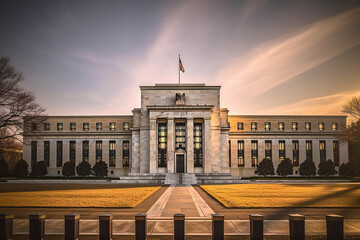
[200,184,360,208]
[0,186,160,208]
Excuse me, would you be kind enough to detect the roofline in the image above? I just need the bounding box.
[43,115,133,118]
[229,114,347,118]
[140,83,221,90]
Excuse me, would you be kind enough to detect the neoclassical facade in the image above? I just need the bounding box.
[23,84,348,178]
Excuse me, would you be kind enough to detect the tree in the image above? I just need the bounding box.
[92,161,108,177]
[342,96,360,120]
[318,159,337,177]
[276,158,293,177]
[0,57,46,142]
[256,158,275,177]
[299,159,317,177]
[14,159,29,177]
[62,162,75,177]
[0,158,10,177]
[76,161,92,176]
[30,161,47,177]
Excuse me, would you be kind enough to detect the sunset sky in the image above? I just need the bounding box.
[1,0,360,118]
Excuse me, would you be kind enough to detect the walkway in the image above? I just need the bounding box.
[146,184,214,219]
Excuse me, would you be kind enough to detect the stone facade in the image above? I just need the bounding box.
[23,84,348,177]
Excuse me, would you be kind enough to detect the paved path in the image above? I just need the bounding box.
[147,184,214,219]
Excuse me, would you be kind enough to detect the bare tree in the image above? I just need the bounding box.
[0,56,46,143]
[342,96,360,120]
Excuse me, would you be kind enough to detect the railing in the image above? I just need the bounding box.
[0,212,345,240]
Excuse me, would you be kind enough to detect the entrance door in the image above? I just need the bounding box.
[176,155,185,173]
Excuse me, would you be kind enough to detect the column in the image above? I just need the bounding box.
[117,140,122,169]
[149,119,157,173]
[63,140,69,165]
[186,118,194,173]
[204,118,212,173]
[76,140,82,166]
[89,139,96,167]
[167,118,175,173]
[131,131,140,173]
[103,139,109,166]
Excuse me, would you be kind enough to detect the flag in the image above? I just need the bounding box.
[179,58,185,73]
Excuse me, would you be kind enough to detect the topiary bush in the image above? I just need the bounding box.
[14,159,29,177]
[92,161,108,177]
[276,158,293,177]
[62,161,75,177]
[76,161,92,176]
[256,158,275,177]
[30,161,48,177]
[318,159,337,177]
[0,158,10,177]
[299,159,316,177]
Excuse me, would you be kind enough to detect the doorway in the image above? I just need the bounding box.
[176,154,185,173]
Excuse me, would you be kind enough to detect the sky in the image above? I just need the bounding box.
[1,0,360,119]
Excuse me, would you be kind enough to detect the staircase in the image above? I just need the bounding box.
[112,173,166,184]
[195,173,249,184]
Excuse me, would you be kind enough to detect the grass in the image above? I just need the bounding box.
[200,184,360,208]
[0,186,161,208]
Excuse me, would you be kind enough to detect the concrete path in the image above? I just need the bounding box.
[147,184,214,219]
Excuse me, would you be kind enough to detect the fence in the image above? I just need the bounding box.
[0,212,344,240]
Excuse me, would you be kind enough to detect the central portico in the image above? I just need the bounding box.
[131,83,231,175]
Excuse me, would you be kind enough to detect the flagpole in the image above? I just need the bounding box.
[178,53,180,86]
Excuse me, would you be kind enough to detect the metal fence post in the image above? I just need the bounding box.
[289,214,305,240]
[65,214,80,240]
[174,213,185,240]
[99,214,112,240]
[212,214,224,240]
[29,214,46,240]
[326,214,344,240]
[0,213,14,240]
[135,214,147,240]
[249,214,264,240]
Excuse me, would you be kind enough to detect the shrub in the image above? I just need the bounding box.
[30,161,48,177]
[93,161,108,177]
[14,159,29,177]
[256,158,275,177]
[318,159,337,177]
[0,158,10,177]
[76,161,92,176]
[339,162,354,177]
[276,158,293,177]
[62,162,75,177]
[299,159,316,177]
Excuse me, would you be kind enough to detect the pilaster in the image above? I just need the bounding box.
[204,118,211,173]
[149,119,157,173]
[186,118,194,173]
[167,118,175,173]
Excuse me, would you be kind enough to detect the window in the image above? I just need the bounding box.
[333,141,339,166]
[194,123,203,167]
[237,140,244,166]
[251,140,258,167]
[306,141,312,161]
[96,141,102,162]
[278,122,284,131]
[158,123,167,167]
[56,141,63,167]
[237,122,244,130]
[83,141,89,162]
[292,141,299,166]
[332,122,338,131]
[265,140,272,160]
[176,123,186,150]
[70,141,76,163]
[31,141,37,167]
[44,141,50,167]
[96,122,102,130]
[57,123,63,131]
[123,122,130,130]
[265,122,271,131]
[292,122,298,130]
[31,123,37,131]
[83,123,89,131]
[279,140,285,161]
[70,122,76,131]
[319,141,326,162]
[305,122,311,131]
[123,141,129,167]
[109,122,116,131]
[318,122,324,131]
[251,122,257,130]
[109,141,116,167]
[44,123,50,131]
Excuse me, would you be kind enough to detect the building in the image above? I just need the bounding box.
[23,83,348,180]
